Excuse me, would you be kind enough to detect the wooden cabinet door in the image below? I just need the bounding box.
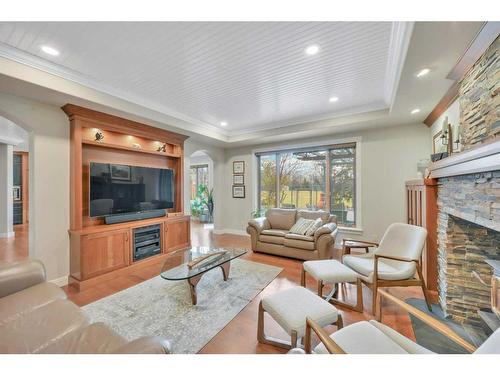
[81,229,130,279]
[164,218,191,253]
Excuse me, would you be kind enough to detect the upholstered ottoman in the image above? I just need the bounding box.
[302,259,363,312]
[258,286,342,349]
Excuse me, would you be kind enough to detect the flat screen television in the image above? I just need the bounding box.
[89,162,174,218]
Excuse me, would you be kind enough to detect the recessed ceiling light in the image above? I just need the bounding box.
[329,96,339,103]
[411,108,421,115]
[305,44,320,56]
[41,45,60,56]
[220,121,227,127]
[416,68,430,78]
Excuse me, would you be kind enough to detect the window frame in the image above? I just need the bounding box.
[253,137,362,232]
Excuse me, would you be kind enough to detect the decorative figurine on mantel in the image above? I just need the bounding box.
[94,129,104,142]
[157,143,167,152]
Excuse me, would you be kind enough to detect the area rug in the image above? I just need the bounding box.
[82,259,282,353]
[405,298,487,354]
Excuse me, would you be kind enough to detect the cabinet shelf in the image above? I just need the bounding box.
[82,139,181,158]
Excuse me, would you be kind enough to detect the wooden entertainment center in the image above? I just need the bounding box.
[63,104,191,291]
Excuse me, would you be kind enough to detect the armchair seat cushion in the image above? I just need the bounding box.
[342,254,416,281]
[261,229,288,237]
[314,321,409,354]
[262,286,338,338]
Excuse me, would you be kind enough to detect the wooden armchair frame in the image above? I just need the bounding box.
[342,237,433,313]
[303,289,476,354]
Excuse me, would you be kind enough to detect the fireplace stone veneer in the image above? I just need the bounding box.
[437,172,500,325]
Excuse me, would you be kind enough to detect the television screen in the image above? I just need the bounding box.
[89,162,174,217]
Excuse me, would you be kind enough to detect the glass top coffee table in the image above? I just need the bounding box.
[160,246,247,305]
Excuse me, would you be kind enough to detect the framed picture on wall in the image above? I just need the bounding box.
[232,185,245,198]
[233,161,245,174]
[233,174,244,185]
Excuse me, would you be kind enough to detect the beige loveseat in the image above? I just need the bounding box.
[0,259,171,354]
[247,208,338,260]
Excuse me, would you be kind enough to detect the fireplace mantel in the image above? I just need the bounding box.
[429,140,500,178]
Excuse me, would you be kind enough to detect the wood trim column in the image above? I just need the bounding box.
[69,116,83,230]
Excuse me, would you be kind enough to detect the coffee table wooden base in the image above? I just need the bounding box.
[187,262,231,305]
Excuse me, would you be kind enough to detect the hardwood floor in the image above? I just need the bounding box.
[0,224,29,262]
[1,221,425,354]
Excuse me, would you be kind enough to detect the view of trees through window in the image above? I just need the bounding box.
[257,144,356,227]
[190,164,209,200]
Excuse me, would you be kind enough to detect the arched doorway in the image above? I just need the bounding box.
[188,150,215,226]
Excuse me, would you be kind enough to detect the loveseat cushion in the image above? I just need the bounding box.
[0,299,88,353]
[261,229,288,237]
[0,282,67,324]
[284,233,315,242]
[297,209,330,223]
[259,235,285,245]
[37,322,127,354]
[265,208,297,230]
[284,238,316,250]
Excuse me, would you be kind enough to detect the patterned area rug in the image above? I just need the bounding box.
[82,259,282,353]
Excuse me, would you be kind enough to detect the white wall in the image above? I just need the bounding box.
[0,92,70,281]
[220,123,431,243]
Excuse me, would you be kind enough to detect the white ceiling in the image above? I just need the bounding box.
[0,22,402,134]
[0,22,486,147]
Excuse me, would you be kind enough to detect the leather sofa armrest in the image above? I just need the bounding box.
[0,259,46,298]
[314,222,337,242]
[247,217,270,234]
[112,337,172,354]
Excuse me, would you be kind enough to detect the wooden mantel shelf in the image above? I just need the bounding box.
[429,139,500,178]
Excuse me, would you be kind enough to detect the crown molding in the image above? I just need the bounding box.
[384,22,414,111]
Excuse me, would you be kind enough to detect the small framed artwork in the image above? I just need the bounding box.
[233,161,245,174]
[110,164,131,181]
[433,131,444,153]
[232,185,245,198]
[233,174,244,185]
[13,186,21,201]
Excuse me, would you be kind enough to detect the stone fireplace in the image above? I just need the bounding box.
[435,170,500,325]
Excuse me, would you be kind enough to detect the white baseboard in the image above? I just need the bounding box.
[49,275,69,287]
[0,231,15,238]
[212,228,250,237]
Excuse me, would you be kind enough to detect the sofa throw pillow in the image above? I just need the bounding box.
[305,217,323,236]
[289,218,315,235]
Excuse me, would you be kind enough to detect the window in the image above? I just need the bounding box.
[190,164,209,200]
[257,143,356,227]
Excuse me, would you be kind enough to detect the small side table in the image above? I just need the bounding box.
[342,239,378,256]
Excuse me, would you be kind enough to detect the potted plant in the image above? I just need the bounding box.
[190,184,208,221]
[206,188,214,223]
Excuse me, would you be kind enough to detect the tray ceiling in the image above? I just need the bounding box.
[0,22,403,134]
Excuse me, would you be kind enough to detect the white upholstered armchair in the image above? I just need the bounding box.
[342,223,432,313]
[289,289,500,354]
